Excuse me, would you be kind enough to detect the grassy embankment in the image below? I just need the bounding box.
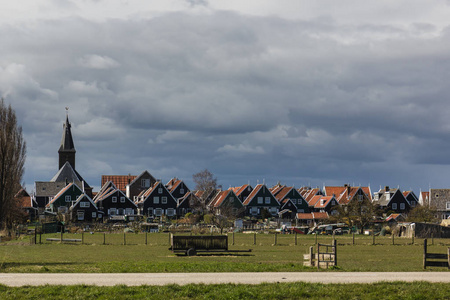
[1,282,450,299]
[1,232,449,273]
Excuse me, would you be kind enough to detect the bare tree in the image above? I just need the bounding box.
[192,169,218,214]
[193,169,217,192]
[0,99,26,232]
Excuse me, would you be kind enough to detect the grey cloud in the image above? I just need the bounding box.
[1,9,450,193]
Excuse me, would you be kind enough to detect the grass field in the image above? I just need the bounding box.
[1,232,449,273]
[1,282,450,299]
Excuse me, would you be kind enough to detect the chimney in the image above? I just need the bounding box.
[385,186,389,192]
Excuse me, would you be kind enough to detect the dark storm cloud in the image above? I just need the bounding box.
[1,5,450,192]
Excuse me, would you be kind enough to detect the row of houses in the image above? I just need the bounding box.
[15,114,450,225]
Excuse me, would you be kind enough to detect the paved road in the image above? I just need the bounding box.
[0,272,449,286]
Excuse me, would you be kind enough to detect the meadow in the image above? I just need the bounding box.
[1,232,449,273]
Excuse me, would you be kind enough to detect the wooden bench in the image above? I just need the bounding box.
[46,238,82,243]
[169,234,251,256]
[423,238,450,269]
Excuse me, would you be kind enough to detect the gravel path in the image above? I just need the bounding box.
[0,272,449,286]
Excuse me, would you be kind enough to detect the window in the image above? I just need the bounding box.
[77,211,84,220]
[154,208,163,216]
[118,208,124,215]
[80,202,90,208]
[392,203,397,210]
[411,201,416,207]
[142,179,150,188]
[153,197,159,204]
[357,195,364,201]
[446,202,450,210]
[298,199,302,205]
[147,208,153,216]
[400,203,405,210]
[298,209,304,213]
[120,197,125,203]
[112,197,117,203]
[109,208,116,215]
[270,207,277,214]
[166,208,175,216]
[126,208,134,215]
[65,195,71,202]
[180,188,184,194]
[265,197,270,204]
[92,212,97,218]
[158,188,163,194]
[162,197,167,204]
[251,207,258,215]
[257,197,263,204]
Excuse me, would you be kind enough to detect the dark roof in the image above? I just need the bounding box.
[50,161,91,188]
[59,115,75,152]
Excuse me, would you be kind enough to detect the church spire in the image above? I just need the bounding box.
[58,108,76,170]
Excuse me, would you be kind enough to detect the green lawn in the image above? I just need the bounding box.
[1,282,450,299]
[1,232,449,273]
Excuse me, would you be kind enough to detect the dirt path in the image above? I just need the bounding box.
[0,272,449,286]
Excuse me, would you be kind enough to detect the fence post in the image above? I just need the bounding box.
[39,232,42,244]
[333,239,337,267]
[431,234,434,245]
[34,229,37,245]
[447,248,450,270]
[232,232,235,245]
[411,234,414,245]
[103,233,106,245]
[423,239,427,269]
[315,233,318,245]
[145,232,148,245]
[352,232,355,245]
[317,243,320,270]
[124,232,126,245]
[274,232,277,245]
[82,232,84,244]
[295,232,297,246]
[392,233,394,245]
[372,233,375,245]
[60,230,63,242]
[309,246,313,267]
[169,233,171,245]
[253,233,256,245]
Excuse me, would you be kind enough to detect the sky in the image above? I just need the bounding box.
[2,0,450,195]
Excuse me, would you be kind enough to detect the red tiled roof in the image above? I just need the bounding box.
[101,175,136,191]
[296,212,329,220]
[231,184,251,197]
[273,187,292,202]
[314,196,334,208]
[166,178,182,193]
[242,184,264,205]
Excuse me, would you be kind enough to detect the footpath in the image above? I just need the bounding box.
[0,272,449,286]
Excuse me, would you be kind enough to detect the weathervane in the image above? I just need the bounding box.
[65,107,69,116]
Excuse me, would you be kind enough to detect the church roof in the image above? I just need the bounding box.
[59,115,75,152]
[50,161,91,188]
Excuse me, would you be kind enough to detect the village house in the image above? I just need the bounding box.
[137,181,178,218]
[428,189,450,220]
[242,184,280,217]
[94,181,138,220]
[373,186,411,214]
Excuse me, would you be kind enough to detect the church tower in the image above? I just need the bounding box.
[58,112,76,170]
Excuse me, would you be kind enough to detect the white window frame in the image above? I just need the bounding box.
[158,188,163,194]
[162,196,167,204]
[154,208,163,216]
[392,203,397,210]
[400,203,405,210]
[142,179,150,188]
[109,208,116,215]
[298,199,302,205]
[92,212,97,218]
[80,202,90,208]
[166,208,175,216]
[120,197,125,203]
[180,188,184,194]
[257,197,263,204]
[265,197,270,204]
[153,197,159,204]
[112,196,117,203]
[77,211,84,220]
[446,202,450,210]
[65,195,71,202]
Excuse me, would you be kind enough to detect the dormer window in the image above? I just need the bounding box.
[141,179,150,188]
